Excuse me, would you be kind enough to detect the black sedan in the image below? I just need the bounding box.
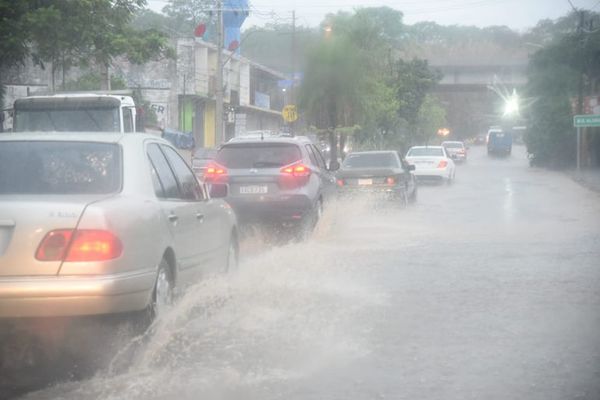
[336,151,417,205]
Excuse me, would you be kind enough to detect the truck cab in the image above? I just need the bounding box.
[12,94,137,133]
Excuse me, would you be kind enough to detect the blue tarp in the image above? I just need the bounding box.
[162,129,195,150]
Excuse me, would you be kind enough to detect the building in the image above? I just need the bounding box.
[114,37,286,148]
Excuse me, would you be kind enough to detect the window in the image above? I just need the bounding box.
[14,108,120,132]
[305,144,318,166]
[216,143,302,169]
[407,148,444,157]
[123,108,134,132]
[0,141,121,195]
[342,153,399,169]
[147,143,180,199]
[161,145,204,201]
[311,145,328,169]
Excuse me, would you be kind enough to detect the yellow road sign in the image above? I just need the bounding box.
[282,105,298,122]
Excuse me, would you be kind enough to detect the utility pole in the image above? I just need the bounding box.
[215,0,224,146]
[576,9,585,172]
[290,10,296,134]
[291,10,296,105]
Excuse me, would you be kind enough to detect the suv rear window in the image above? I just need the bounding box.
[216,143,302,168]
[343,153,399,169]
[0,141,121,194]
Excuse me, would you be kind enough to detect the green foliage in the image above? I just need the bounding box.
[393,58,442,130]
[20,0,172,90]
[416,94,447,145]
[524,11,600,168]
[241,24,320,73]
[64,73,127,91]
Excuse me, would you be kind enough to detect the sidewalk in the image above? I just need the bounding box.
[568,168,600,193]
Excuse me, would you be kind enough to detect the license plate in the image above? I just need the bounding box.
[358,179,373,185]
[240,185,268,194]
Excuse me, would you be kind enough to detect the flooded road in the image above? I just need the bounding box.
[4,145,600,400]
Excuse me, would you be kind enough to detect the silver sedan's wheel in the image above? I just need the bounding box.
[225,238,238,272]
[152,260,173,318]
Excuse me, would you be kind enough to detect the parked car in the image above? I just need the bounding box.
[487,128,512,156]
[0,132,238,322]
[405,145,456,184]
[474,134,487,145]
[442,141,468,163]
[205,134,337,237]
[191,147,218,182]
[336,151,417,205]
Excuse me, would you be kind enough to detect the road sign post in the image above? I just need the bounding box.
[573,114,600,172]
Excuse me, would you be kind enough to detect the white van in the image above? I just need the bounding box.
[12,93,137,133]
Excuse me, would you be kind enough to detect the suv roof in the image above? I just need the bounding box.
[225,134,314,146]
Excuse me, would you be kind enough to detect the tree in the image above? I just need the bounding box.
[524,10,600,168]
[23,0,174,91]
[0,0,41,107]
[299,37,369,164]
[391,58,442,145]
[162,0,216,41]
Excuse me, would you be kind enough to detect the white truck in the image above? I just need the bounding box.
[12,93,138,133]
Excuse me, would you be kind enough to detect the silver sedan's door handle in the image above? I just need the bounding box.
[196,213,204,223]
[168,214,179,222]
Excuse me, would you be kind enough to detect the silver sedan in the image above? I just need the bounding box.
[0,132,238,320]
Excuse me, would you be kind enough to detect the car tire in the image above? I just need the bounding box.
[400,189,409,207]
[130,258,173,332]
[151,259,174,320]
[409,185,418,203]
[294,200,322,242]
[224,234,238,273]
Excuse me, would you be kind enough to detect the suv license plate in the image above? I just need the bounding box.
[358,179,373,185]
[240,185,268,194]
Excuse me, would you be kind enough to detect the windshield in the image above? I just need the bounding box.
[407,148,444,157]
[0,141,121,194]
[216,143,301,168]
[14,108,120,132]
[342,153,398,169]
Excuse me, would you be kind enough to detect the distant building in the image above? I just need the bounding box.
[114,37,286,148]
[2,38,287,150]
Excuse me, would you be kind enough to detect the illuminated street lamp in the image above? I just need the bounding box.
[503,89,520,117]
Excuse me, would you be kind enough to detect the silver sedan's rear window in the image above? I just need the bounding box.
[0,141,121,194]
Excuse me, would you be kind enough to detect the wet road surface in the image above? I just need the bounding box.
[3,145,600,400]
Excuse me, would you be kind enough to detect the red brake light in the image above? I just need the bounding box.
[66,230,122,261]
[36,229,122,262]
[337,179,345,187]
[437,160,448,169]
[281,161,311,177]
[205,162,228,182]
[386,177,396,185]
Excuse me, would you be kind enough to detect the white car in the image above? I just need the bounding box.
[405,145,456,184]
[0,132,238,322]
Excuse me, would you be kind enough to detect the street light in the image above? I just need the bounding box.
[503,89,520,117]
[437,128,450,137]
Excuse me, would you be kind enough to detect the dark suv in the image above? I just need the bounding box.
[204,135,337,235]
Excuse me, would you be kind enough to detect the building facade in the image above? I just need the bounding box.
[114,38,286,148]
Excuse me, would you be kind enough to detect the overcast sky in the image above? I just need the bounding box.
[148,0,600,31]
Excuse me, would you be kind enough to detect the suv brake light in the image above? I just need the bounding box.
[205,162,228,182]
[36,229,122,262]
[279,161,311,188]
[281,161,311,177]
